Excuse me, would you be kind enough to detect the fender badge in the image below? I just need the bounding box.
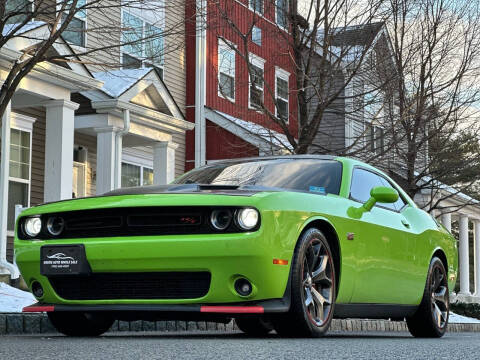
[347,233,354,240]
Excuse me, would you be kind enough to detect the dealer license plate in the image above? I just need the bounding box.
[40,245,91,276]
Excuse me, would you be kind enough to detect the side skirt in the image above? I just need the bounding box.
[334,303,418,319]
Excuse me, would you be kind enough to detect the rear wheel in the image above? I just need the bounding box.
[48,312,114,337]
[273,228,336,337]
[235,317,274,336]
[406,257,449,338]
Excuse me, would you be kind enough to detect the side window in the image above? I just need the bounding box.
[350,168,406,211]
[377,177,407,211]
[350,168,383,203]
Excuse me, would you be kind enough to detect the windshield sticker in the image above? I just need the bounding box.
[309,186,326,194]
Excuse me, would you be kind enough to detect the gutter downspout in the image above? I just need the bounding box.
[114,108,130,188]
[195,0,207,168]
[0,101,20,280]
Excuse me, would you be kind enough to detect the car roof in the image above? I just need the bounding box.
[206,155,338,164]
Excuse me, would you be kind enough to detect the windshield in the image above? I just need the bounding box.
[174,159,342,195]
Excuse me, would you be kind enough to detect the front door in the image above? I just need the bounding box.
[347,167,417,304]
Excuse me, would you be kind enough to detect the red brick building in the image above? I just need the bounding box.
[185,0,297,170]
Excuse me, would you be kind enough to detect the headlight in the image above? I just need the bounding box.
[236,208,259,230]
[23,217,42,237]
[47,217,65,236]
[210,209,232,230]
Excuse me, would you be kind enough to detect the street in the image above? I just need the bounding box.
[1,331,479,360]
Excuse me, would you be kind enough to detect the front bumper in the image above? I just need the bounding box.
[23,298,290,315]
[15,230,293,305]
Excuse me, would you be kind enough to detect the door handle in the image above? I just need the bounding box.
[401,219,410,228]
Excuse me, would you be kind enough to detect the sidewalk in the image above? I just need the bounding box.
[2,313,480,335]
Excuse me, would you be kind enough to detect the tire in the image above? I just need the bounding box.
[406,257,449,338]
[48,312,114,337]
[235,317,274,336]
[272,228,336,337]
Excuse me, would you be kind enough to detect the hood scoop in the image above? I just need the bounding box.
[103,184,242,196]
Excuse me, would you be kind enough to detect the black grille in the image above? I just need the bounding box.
[49,272,211,300]
[18,206,253,240]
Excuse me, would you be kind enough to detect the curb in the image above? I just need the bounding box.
[1,313,480,335]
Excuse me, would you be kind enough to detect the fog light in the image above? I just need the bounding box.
[234,278,252,297]
[31,281,44,298]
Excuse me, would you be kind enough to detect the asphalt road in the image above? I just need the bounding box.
[1,331,479,360]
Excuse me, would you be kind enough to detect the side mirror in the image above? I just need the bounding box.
[363,186,399,211]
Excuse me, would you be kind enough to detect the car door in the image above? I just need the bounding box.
[347,167,417,304]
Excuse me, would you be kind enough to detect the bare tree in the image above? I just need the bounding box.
[208,0,390,154]
[0,0,187,119]
[381,0,480,211]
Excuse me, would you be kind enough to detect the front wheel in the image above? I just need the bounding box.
[235,317,274,336]
[406,257,449,338]
[48,312,114,336]
[272,228,336,337]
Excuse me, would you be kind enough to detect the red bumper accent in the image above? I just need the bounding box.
[200,306,264,314]
[22,305,55,313]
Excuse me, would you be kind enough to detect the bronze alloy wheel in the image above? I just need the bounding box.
[406,256,449,338]
[272,228,336,337]
[301,237,335,327]
[430,262,449,329]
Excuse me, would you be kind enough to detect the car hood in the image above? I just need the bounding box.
[103,184,284,197]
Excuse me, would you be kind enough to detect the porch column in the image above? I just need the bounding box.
[441,213,452,232]
[153,142,178,185]
[0,102,11,272]
[43,100,79,202]
[459,214,470,295]
[95,127,117,195]
[474,220,480,296]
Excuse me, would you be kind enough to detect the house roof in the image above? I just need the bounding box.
[315,22,386,62]
[323,22,384,47]
[2,21,46,37]
[91,68,184,119]
[205,108,294,153]
[93,68,152,98]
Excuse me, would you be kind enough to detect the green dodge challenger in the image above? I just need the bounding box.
[16,156,457,338]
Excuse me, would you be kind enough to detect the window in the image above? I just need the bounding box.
[252,26,262,46]
[249,55,265,109]
[62,0,87,47]
[367,124,384,154]
[7,128,31,230]
[121,162,154,188]
[122,11,164,77]
[218,39,235,101]
[350,168,406,211]
[275,67,289,121]
[249,0,263,14]
[5,0,33,24]
[276,0,288,28]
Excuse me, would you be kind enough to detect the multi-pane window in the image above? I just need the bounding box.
[62,0,87,47]
[122,11,164,77]
[252,26,262,46]
[218,39,235,100]
[5,0,33,24]
[275,68,289,121]
[276,0,288,28]
[249,0,264,14]
[121,162,154,188]
[249,56,265,109]
[7,129,31,229]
